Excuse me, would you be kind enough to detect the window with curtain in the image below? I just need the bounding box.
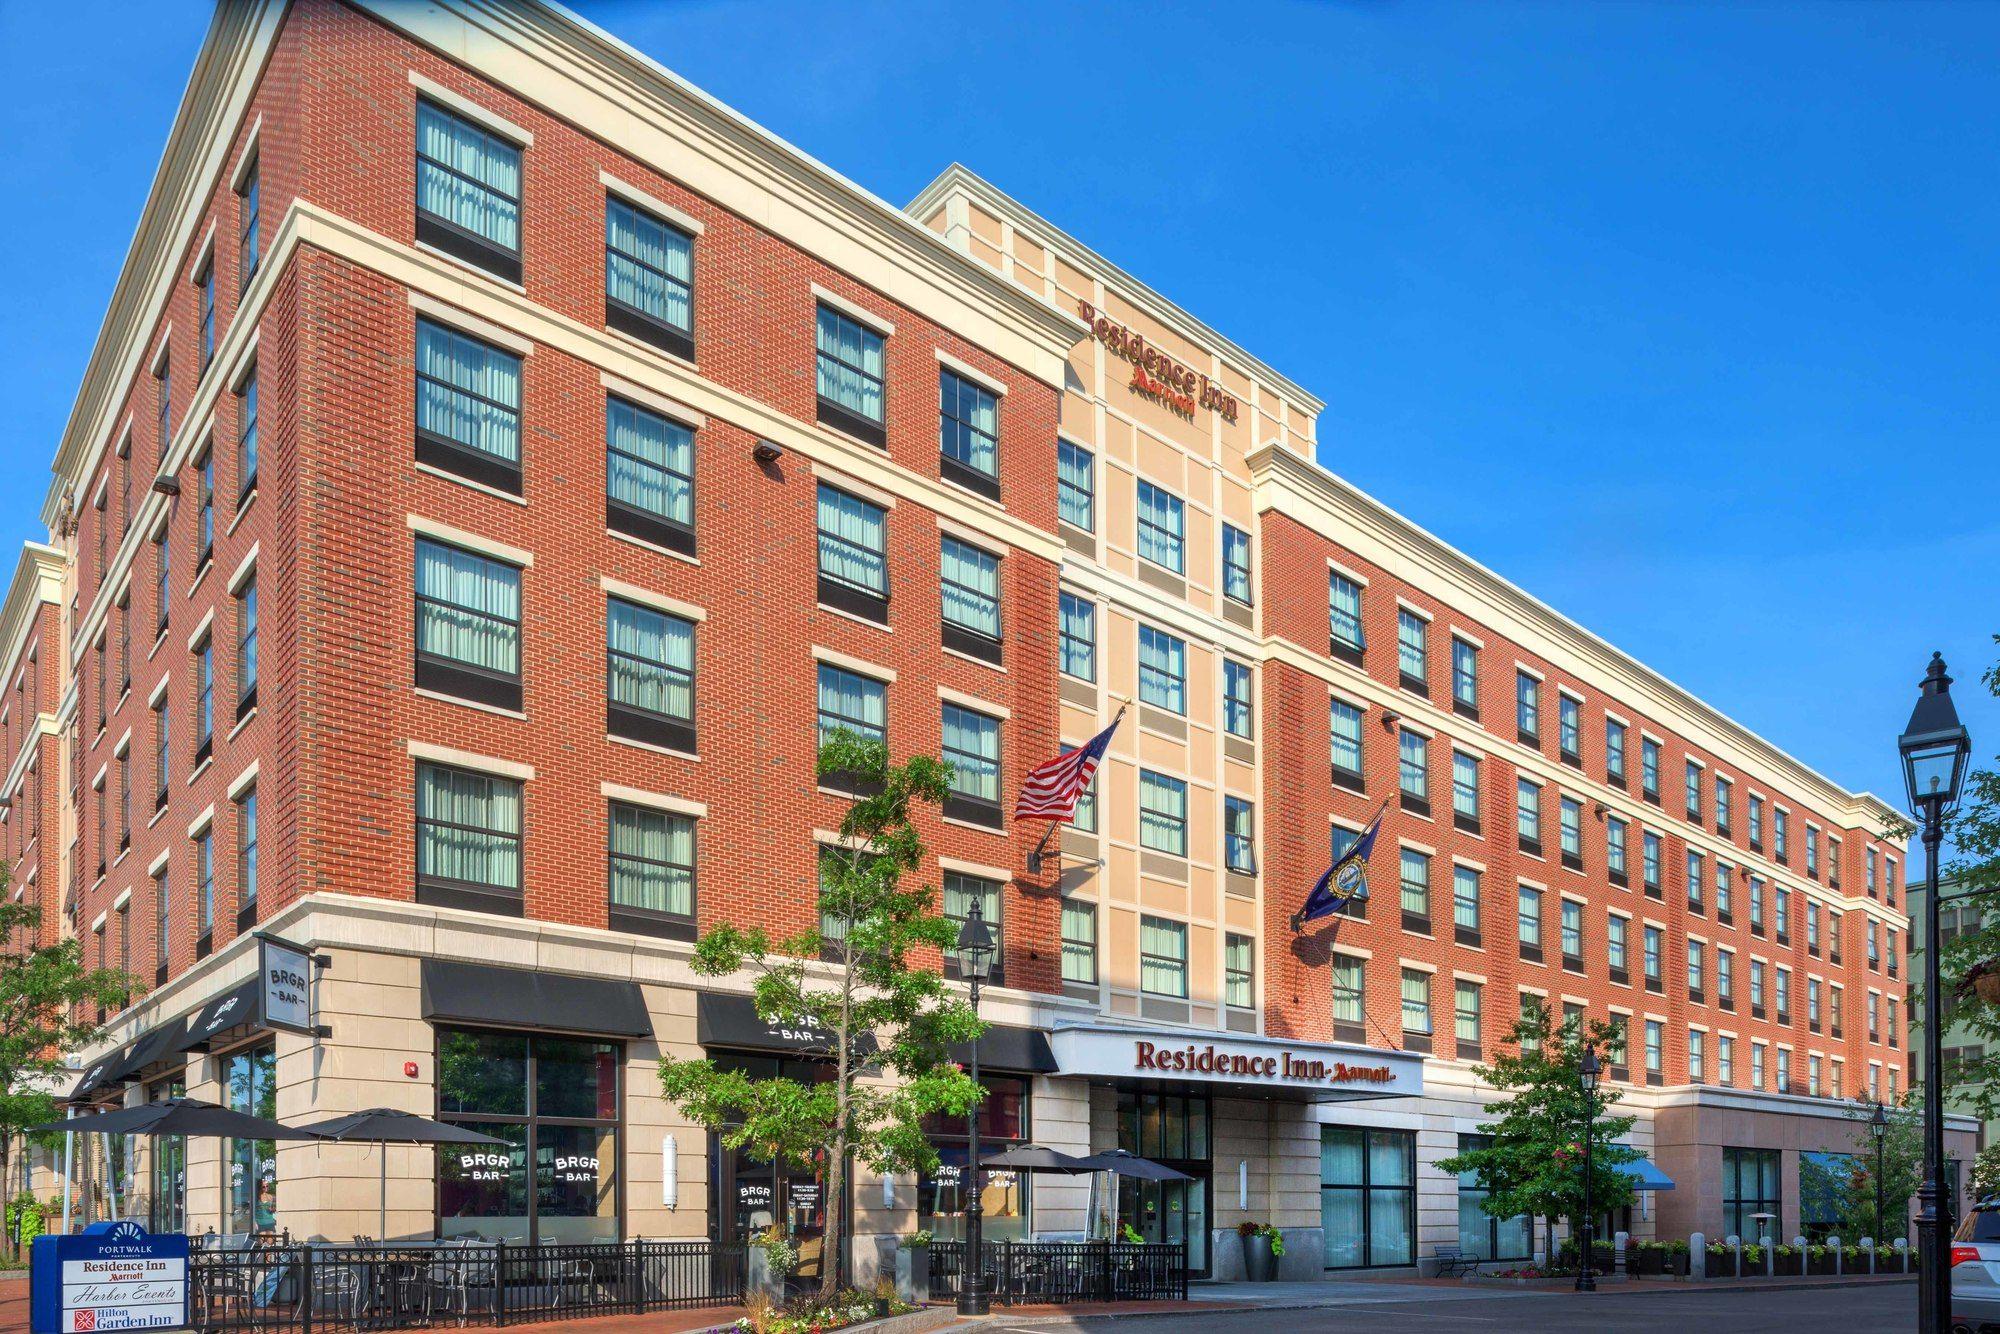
[1396,609,1427,687]
[416,538,522,709]
[606,397,695,551]
[1225,934,1254,1009]
[1223,659,1253,738]
[1607,915,1628,975]
[197,448,215,566]
[939,369,999,491]
[1139,770,1187,856]
[196,830,214,942]
[1452,638,1478,712]
[1332,955,1365,1037]
[1399,849,1430,929]
[1606,718,1627,781]
[1452,752,1479,827]
[236,575,258,715]
[416,762,522,911]
[1453,865,1481,941]
[1138,625,1186,714]
[1455,980,1482,1052]
[1330,699,1363,784]
[1644,926,1663,987]
[940,536,1001,653]
[1607,816,1628,881]
[1059,592,1095,682]
[415,100,522,278]
[815,484,888,618]
[416,320,523,491]
[1516,778,1541,848]
[1329,572,1364,654]
[607,597,695,751]
[1400,969,1432,1037]
[1517,885,1541,954]
[1558,694,1581,761]
[154,701,170,810]
[1135,481,1185,573]
[604,196,694,357]
[1221,524,1251,604]
[608,800,695,936]
[941,703,1000,824]
[1223,796,1255,873]
[816,664,885,745]
[1057,440,1094,531]
[1061,898,1096,985]
[1516,671,1540,742]
[1561,899,1582,964]
[1643,832,1662,894]
[1456,1133,1531,1261]
[942,873,1002,983]
[1397,729,1428,808]
[194,634,214,762]
[236,788,258,927]
[815,305,885,436]
[1321,1126,1415,1269]
[1139,915,1187,998]
[1560,797,1582,865]
[238,370,258,499]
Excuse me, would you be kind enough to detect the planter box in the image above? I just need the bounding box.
[893,1246,929,1307]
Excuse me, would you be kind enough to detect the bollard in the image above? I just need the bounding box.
[1792,1236,1807,1276]
[1761,1234,1774,1276]
[1614,1230,1629,1275]
[1895,1237,1910,1272]
[1691,1232,1706,1280]
[1828,1235,1841,1275]
[1861,1237,1875,1274]
[1727,1234,1742,1279]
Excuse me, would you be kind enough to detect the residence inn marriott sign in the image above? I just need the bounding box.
[1049,1024,1425,1101]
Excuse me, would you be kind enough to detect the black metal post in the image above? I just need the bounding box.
[1876,1125,1887,1249]
[959,979,989,1316]
[1577,1090,1596,1294]
[1919,804,1950,1334]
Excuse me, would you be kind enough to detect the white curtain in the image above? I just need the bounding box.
[1139,916,1186,997]
[1138,626,1185,712]
[417,322,521,462]
[416,102,520,249]
[940,537,999,637]
[416,541,520,674]
[1138,771,1186,854]
[605,199,692,330]
[607,599,693,720]
[816,486,886,593]
[417,764,520,889]
[816,665,885,742]
[606,399,693,524]
[941,705,998,801]
[940,371,998,475]
[815,307,884,421]
[609,804,693,916]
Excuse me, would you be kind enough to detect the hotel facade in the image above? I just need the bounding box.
[10,0,1967,1281]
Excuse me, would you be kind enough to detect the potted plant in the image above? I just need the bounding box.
[748,1225,797,1300]
[1240,1222,1282,1282]
[894,1229,931,1305]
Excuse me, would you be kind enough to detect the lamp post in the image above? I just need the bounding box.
[955,898,996,1317]
[1577,1044,1602,1293]
[1899,652,1973,1334]
[1871,1100,1889,1246]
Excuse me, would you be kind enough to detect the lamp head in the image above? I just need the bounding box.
[1579,1044,1602,1094]
[955,897,995,983]
[1899,652,1971,815]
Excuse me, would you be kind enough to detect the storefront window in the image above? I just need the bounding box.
[1455,1134,1531,1260]
[148,1076,186,1234]
[1800,1151,1857,1243]
[921,1076,1030,1243]
[221,1044,276,1235]
[707,1053,835,1285]
[436,1028,620,1244]
[1722,1146,1782,1242]
[1116,1091,1209,1274]
[1321,1126,1415,1269]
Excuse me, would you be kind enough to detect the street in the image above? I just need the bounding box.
[996,1283,1917,1334]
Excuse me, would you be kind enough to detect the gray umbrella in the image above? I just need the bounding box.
[976,1145,1092,1174]
[1073,1149,1191,1182]
[296,1108,507,1242]
[30,1097,318,1141]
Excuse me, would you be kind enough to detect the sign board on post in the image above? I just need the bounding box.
[256,933,316,1036]
[30,1220,188,1334]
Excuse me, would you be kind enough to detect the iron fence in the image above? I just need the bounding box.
[927,1240,1188,1305]
[186,1238,744,1332]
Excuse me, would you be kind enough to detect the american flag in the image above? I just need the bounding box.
[1014,716,1122,821]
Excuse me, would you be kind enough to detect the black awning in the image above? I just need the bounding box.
[106,1017,190,1083]
[178,976,263,1052]
[68,1047,128,1102]
[695,992,878,1058]
[959,1025,1057,1074]
[420,960,653,1038]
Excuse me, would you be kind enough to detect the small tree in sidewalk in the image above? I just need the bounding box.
[658,732,988,1298]
[1825,1094,1922,1243]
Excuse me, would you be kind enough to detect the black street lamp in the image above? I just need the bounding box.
[1871,1100,1890,1246]
[1899,651,1973,1334]
[1577,1044,1602,1293]
[954,899,996,1317]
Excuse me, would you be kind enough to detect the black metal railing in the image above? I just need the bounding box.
[187,1239,744,1332]
[927,1240,1188,1305]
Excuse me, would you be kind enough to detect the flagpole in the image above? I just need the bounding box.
[1024,704,1125,875]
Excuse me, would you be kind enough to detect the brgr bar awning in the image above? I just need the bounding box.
[420,959,653,1038]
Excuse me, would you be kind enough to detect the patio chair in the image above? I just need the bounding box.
[304,1253,366,1324]
[425,1242,497,1326]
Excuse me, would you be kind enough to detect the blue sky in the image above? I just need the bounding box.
[3,1,1995,844]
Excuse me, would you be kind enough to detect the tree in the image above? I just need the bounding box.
[1924,637,2000,1121]
[1822,1095,1921,1242]
[657,733,987,1298]
[1437,1007,1639,1257]
[0,896,129,1256]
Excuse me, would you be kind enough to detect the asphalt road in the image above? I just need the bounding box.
[996,1282,1917,1334]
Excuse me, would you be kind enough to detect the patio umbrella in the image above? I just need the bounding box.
[976,1145,1092,1174]
[1073,1149,1191,1181]
[296,1108,507,1243]
[30,1097,319,1141]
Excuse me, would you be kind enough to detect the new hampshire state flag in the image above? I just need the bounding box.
[1291,802,1386,931]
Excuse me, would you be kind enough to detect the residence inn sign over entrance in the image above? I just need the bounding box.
[1049,1023,1424,1101]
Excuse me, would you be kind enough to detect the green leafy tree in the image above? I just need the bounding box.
[1,897,129,1256]
[1438,1007,1639,1256]
[658,733,987,1298]
[1822,1095,1921,1242]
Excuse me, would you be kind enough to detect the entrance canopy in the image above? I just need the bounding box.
[1612,1157,1676,1192]
[1047,1022,1424,1103]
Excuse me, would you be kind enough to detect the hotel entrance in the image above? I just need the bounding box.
[1115,1090,1210,1276]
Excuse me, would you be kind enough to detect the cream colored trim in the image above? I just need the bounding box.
[113,887,133,911]
[600,371,705,427]
[114,729,132,758]
[91,911,107,933]
[600,575,706,623]
[1514,661,1544,683]
[147,849,171,876]
[1398,836,1437,858]
[228,331,260,390]
[810,284,894,336]
[227,761,259,800]
[230,115,262,190]
[600,781,706,819]
[1452,628,1485,650]
[1394,596,1432,623]
[598,170,705,235]
[1453,969,1489,986]
[409,70,534,145]
[811,645,894,683]
[90,763,107,790]
[227,543,259,594]
[937,514,1002,551]
[187,803,216,839]
[1401,959,1438,975]
[147,675,170,708]
[937,685,1008,720]
[186,608,215,651]
[186,222,218,285]
[938,855,1012,882]
[1452,854,1487,873]
[809,461,898,510]
[408,290,536,356]
[404,740,536,782]
[406,513,534,567]
[935,348,1006,397]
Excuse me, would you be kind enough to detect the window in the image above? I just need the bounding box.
[1749,794,1765,850]
[604,196,694,359]
[415,761,523,914]
[1400,848,1431,932]
[1455,980,1482,1054]
[413,96,525,279]
[157,354,171,463]
[605,397,695,553]
[1451,638,1479,715]
[153,870,169,984]
[1749,876,1765,932]
[1451,751,1480,831]
[815,484,888,621]
[1641,737,1661,801]
[1777,1047,1792,1092]
[816,664,886,752]
[1561,899,1583,968]
[1751,1042,1766,1090]
[1642,831,1662,897]
[1607,915,1629,977]
[1829,835,1842,888]
[415,320,523,492]
[195,829,214,946]
[235,787,257,930]
[1139,770,1188,857]
[1057,441,1094,532]
[1456,1133,1532,1262]
[1775,809,1789,861]
[1716,776,1733,833]
[1223,796,1256,874]
[1221,524,1252,604]
[1686,761,1703,821]
[197,257,215,374]
[1135,481,1185,574]
[1396,610,1428,692]
[1867,919,1879,966]
[1808,976,1822,1031]
[1515,671,1540,744]
[1645,1020,1664,1082]
[155,524,170,635]
[1751,959,1767,1014]
[1867,846,1879,895]
[1072,767,1099,834]
[1716,860,1733,920]
[1328,572,1365,658]
[415,538,522,711]
[1222,659,1254,739]
[1059,592,1096,681]
[815,304,886,441]
[1140,915,1188,997]
[1517,885,1542,958]
[1332,954,1366,1039]
[1400,969,1433,1043]
[939,369,1000,497]
[1225,934,1255,1009]
[1061,898,1097,986]
[1330,699,1364,788]
[606,597,696,752]
[940,536,1002,661]
[237,369,258,500]
[1719,1035,1734,1085]
[1558,694,1581,763]
[1775,886,1791,942]
[238,152,260,288]
[1605,719,1627,783]
[222,1044,278,1234]
[1642,926,1664,990]
[942,873,1003,984]
[236,575,258,716]
[1775,967,1790,1022]
[154,699,170,811]
[1807,827,1820,878]
[1322,1126,1416,1269]
[1452,864,1481,944]
[941,703,1002,827]
[1686,849,1705,912]
[1516,778,1541,853]
[1138,625,1187,714]
[1559,797,1582,869]
[1397,730,1429,813]
[193,633,214,766]
[1606,815,1628,885]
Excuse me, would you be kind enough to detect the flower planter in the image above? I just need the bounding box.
[1243,1232,1277,1283]
[894,1244,929,1306]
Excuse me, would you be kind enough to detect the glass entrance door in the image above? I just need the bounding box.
[1115,1091,1210,1275]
